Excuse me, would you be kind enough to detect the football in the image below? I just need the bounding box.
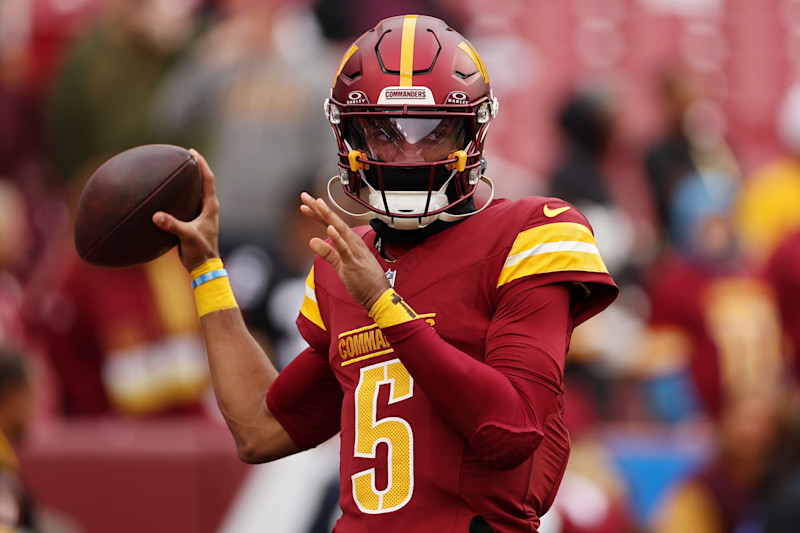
[74,144,203,267]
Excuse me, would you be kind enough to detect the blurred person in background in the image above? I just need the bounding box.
[549,87,639,281]
[0,346,83,533]
[0,16,42,190]
[0,181,58,420]
[0,0,80,278]
[757,225,800,532]
[550,89,616,208]
[27,171,210,421]
[643,69,699,238]
[150,0,337,351]
[45,0,201,185]
[250,179,333,369]
[0,347,36,532]
[647,160,791,533]
[637,76,800,533]
[763,229,800,387]
[643,69,740,249]
[0,182,31,351]
[31,0,214,418]
[34,247,211,418]
[30,178,211,417]
[637,170,785,422]
[546,87,650,421]
[756,407,800,533]
[720,84,800,533]
[649,388,787,533]
[737,81,800,265]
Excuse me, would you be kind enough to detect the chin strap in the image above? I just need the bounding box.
[326,175,376,220]
[326,174,495,228]
[438,176,495,222]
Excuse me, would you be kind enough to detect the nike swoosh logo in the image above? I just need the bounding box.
[543,204,571,218]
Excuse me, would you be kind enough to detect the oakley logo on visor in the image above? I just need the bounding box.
[378,86,436,105]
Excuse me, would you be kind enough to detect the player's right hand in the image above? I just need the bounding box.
[300,192,390,310]
[152,149,221,272]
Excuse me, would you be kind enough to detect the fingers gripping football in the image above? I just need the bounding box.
[300,193,389,310]
[152,149,221,271]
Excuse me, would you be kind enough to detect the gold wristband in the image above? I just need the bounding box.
[191,258,224,279]
[191,258,238,317]
[368,289,419,329]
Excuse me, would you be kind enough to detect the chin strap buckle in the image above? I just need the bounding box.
[446,150,467,172]
[348,150,370,172]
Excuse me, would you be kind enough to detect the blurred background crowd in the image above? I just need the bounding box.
[3,0,800,531]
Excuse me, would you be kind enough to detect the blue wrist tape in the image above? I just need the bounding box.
[192,268,228,289]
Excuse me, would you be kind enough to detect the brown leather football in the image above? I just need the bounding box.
[74,144,202,267]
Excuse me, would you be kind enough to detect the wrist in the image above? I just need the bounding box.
[191,258,238,317]
[363,288,386,311]
[190,257,223,279]
[368,289,419,329]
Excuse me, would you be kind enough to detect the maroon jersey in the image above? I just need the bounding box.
[273,197,616,532]
[645,253,784,416]
[764,229,800,384]
[39,249,208,417]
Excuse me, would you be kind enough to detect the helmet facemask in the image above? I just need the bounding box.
[328,103,493,229]
[345,116,467,229]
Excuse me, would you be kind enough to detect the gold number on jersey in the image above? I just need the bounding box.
[352,358,414,513]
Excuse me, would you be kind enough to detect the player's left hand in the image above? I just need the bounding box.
[300,192,389,310]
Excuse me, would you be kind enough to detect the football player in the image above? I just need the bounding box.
[153,15,618,533]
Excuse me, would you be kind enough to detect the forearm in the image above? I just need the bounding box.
[193,262,298,462]
[200,308,297,461]
[200,307,300,462]
[383,320,552,468]
[370,284,570,469]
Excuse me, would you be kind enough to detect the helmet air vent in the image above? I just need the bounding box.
[341,71,361,82]
[455,70,477,80]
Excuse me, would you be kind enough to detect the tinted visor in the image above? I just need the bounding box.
[349,117,466,163]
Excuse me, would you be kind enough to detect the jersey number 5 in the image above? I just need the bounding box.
[352,358,414,514]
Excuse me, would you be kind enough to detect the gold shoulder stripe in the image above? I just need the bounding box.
[507,222,595,259]
[498,222,608,287]
[458,41,489,82]
[300,266,326,331]
[400,15,418,87]
[334,44,358,85]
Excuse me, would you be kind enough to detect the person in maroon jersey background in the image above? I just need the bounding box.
[641,169,785,420]
[151,15,617,532]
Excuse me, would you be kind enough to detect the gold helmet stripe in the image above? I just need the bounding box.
[334,44,359,85]
[399,15,418,86]
[458,41,490,83]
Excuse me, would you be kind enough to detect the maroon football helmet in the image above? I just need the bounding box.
[324,14,498,229]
